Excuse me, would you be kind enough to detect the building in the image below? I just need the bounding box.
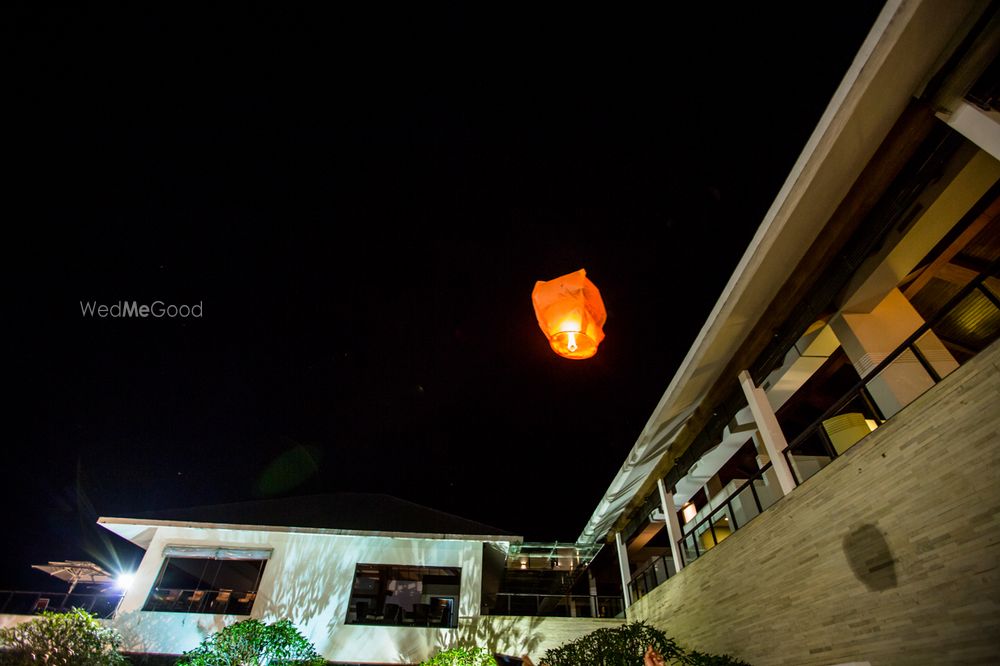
[91,493,619,664]
[2,1,998,664]
[578,0,1000,663]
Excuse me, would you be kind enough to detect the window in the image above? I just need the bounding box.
[143,546,270,615]
[345,564,460,628]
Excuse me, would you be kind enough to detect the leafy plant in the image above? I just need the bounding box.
[542,621,684,666]
[540,622,750,666]
[176,618,324,666]
[0,608,127,666]
[420,646,498,666]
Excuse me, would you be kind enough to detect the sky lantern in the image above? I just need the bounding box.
[531,269,607,360]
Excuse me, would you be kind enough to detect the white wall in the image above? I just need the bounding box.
[112,525,493,663]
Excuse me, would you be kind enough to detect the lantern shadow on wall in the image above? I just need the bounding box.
[531,269,607,360]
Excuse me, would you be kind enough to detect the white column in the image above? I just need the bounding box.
[588,570,599,617]
[615,531,632,611]
[656,478,685,574]
[739,370,797,495]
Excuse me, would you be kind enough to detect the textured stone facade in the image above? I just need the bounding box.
[629,341,1000,665]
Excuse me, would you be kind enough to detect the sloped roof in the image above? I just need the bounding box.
[100,493,517,546]
[577,0,988,543]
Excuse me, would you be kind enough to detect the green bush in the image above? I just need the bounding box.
[419,647,498,666]
[176,618,324,666]
[541,622,751,666]
[0,608,127,666]
[542,622,684,666]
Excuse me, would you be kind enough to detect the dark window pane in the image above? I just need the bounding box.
[144,556,266,615]
[158,558,210,590]
[345,563,460,628]
[214,560,263,591]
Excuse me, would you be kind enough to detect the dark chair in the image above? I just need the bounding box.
[382,602,401,624]
[412,602,430,626]
[354,600,369,623]
[429,597,454,626]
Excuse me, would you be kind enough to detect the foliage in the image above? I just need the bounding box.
[682,651,751,666]
[542,622,684,666]
[176,618,324,666]
[0,608,127,666]
[420,646,498,666]
[541,622,751,666]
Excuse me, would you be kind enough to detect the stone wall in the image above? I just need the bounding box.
[629,341,1000,665]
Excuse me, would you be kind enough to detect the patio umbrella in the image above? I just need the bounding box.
[31,560,113,594]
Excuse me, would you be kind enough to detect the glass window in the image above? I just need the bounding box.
[143,551,268,615]
[345,564,460,628]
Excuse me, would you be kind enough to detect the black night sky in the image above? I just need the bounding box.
[5,3,885,588]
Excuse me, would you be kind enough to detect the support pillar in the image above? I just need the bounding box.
[739,370,797,495]
[588,569,599,618]
[615,531,632,611]
[656,478,685,574]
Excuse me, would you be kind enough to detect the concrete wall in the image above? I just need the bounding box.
[0,614,30,630]
[113,526,490,663]
[629,341,1000,665]
[104,527,615,663]
[453,616,623,661]
[0,610,618,664]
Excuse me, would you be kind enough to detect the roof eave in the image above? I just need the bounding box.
[98,516,522,550]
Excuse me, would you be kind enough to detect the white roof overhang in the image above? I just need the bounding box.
[577,0,987,544]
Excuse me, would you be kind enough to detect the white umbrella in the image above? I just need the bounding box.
[31,561,113,595]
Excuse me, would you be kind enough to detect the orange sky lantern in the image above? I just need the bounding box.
[531,269,607,360]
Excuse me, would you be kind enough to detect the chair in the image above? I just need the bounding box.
[212,590,232,612]
[412,602,429,626]
[382,602,401,624]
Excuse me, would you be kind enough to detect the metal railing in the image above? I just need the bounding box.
[488,592,623,618]
[783,266,1000,485]
[628,554,673,602]
[678,462,778,566]
[625,266,999,598]
[0,590,123,618]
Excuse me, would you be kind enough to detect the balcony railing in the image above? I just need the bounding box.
[678,462,779,566]
[0,590,123,619]
[783,266,1000,485]
[488,592,623,618]
[669,264,998,571]
[628,554,674,602]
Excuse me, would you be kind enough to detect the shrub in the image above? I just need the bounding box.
[542,621,684,666]
[0,608,127,666]
[420,647,498,666]
[176,618,324,666]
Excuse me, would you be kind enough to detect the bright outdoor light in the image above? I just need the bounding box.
[531,269,607,360]
[115,572,135,591]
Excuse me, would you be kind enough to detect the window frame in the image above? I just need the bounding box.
[345,563,461,628]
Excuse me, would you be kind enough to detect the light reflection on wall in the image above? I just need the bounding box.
[112,525,494,663]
